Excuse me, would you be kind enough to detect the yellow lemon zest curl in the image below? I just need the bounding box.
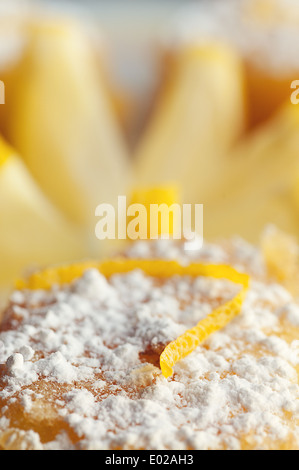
[16,258,249,378]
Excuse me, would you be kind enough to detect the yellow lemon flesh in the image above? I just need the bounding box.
[134,43,246,205]
[0,136,85,287]
[7,19,131,230]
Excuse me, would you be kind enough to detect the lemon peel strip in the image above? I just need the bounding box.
[160,270,249,378]
[15,261,101,290]
[16,259,249,378]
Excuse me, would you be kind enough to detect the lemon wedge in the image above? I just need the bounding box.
[0,135,84,286]
[204,101,299,243]
[134,43,246,205]
[0,12,26,136]
[261,225,299,297]
[7,19,131,228]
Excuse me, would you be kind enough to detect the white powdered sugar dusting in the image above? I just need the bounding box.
[0,238,299,450]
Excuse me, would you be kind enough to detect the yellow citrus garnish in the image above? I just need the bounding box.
[159,269,249,378]
[16,258,249,378]
[16,261,101,291]
[0,135,13,167]
[261,225,299,297]
[129,185,181,239]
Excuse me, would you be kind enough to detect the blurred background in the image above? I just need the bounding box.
[1,0,299,303]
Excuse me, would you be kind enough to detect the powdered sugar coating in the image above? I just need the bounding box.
[0,238,299,450]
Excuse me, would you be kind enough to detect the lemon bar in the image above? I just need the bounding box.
[0,236,299,450]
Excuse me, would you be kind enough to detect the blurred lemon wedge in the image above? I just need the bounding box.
[204,101,299,242]
[134,43,246,205]
[261,225,299,297]
[0,135,85,286]
[7,19,131,228]
[0,11,26,136]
